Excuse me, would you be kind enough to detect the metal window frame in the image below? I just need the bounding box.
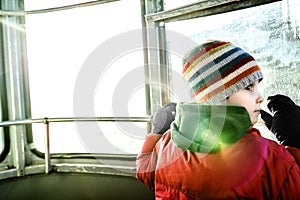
[0,0,120,16]
[0,0,31,176]
[141,0,281,114]
[146,0,281,23]
[0,0,150,180]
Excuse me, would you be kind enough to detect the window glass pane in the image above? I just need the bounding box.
[165,0,300,141]
[25,0,147,154]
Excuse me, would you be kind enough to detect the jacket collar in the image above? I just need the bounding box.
[171,103,251,153]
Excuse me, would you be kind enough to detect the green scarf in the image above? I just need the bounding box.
[171,103,251,153]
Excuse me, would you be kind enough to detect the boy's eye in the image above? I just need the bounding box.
[245,84,254,91]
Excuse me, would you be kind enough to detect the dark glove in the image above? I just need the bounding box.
[260,110,273,130]
[152,102,177,134]
[260,94,300,148]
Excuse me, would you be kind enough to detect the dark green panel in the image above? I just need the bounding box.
[0,173,154,200]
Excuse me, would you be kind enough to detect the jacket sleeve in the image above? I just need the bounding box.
[278,162,300,199]
[136,134,162,191]
[285,146,300,167]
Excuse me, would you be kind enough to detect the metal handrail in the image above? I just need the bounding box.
[0,116,152,127]
[0,116,151,174]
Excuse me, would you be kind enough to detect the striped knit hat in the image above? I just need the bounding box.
[182,40,263,103]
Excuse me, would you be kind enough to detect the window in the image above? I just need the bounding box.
[165,0,300,140]
[25,0,147,154]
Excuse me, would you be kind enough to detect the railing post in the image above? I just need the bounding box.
[44,118,51,174]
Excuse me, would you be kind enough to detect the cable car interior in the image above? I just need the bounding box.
[0,0,299,199]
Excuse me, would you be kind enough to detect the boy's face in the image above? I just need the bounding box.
[225,80,263,125]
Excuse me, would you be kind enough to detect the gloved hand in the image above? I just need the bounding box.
[260,110,272,130]
[152,102,177,134]
[260,94,300,149]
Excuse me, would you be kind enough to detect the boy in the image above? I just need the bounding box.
[136,40,300,199]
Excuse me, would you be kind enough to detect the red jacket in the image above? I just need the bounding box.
[136,128,300,199]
